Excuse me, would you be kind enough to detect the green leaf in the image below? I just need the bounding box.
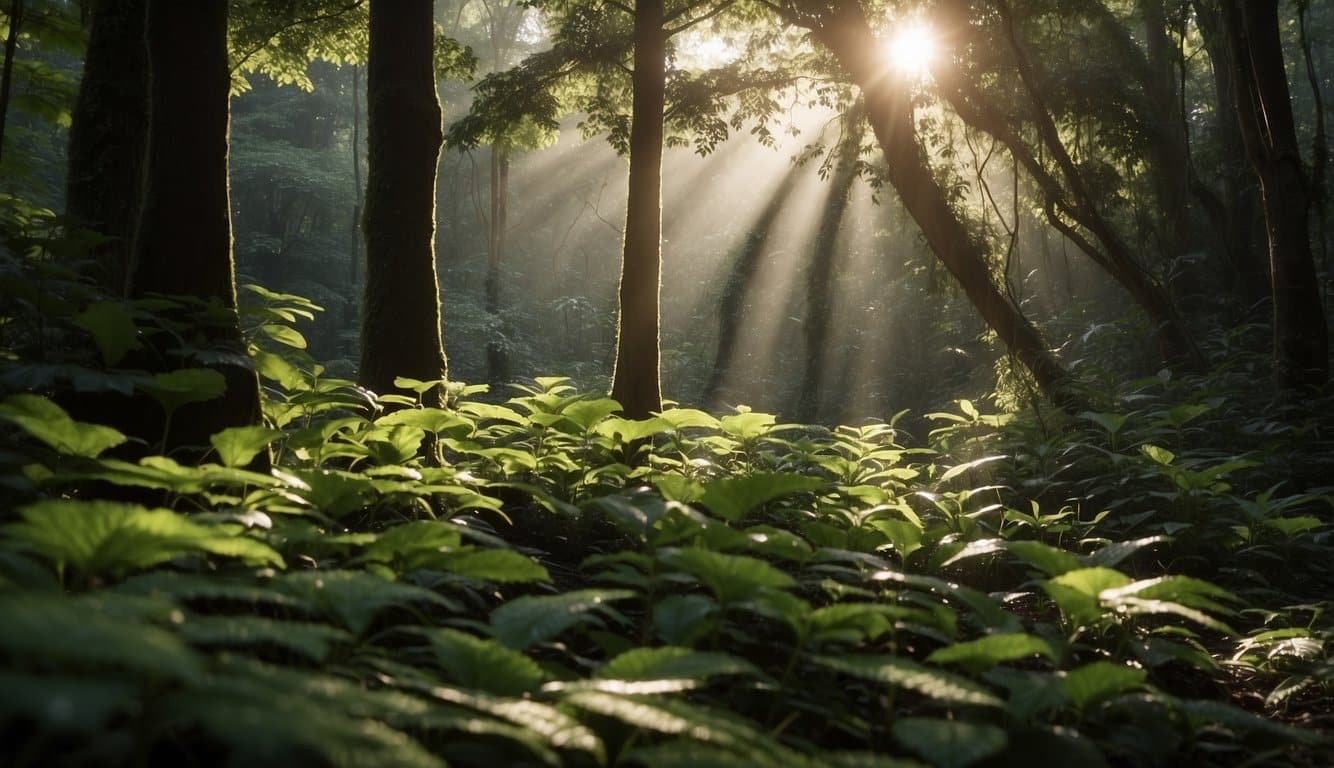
[210,425,282,467]
[143,368,227,412]
[72,301,140,365]
[866,518,922,561]
[719,410,776,439]
[1061,661,1146,709]
[0,593,202,682]
[599,647,762,682]
[655,408,720,430]
[697,473,824,522]
[420,628,545,696]
[1083,536,1169,568]
[938,455,1005,484]
[438,548,551,583]
[5,499,282,575]
[892,717,1008,768]
[490,589,635,650]
[257,322,308,349]
[811,654,1003,707]
[1042,567,1132,627]
[179,615,350,662]
[273,571,454,634]
[1263,516,1324,537]
[560,398,623,430]
[660,548,795,603]
[1140,444,1175,465]
[597,415,672,443]
[652,594,718,645]
[1081,411,1127,435]
[375,407,469,433]
[926,633,1055,672]
[253,349,306,389]
[358,520,462,571]
[0,394,126,457]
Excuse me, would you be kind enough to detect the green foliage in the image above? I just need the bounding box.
[0,285,1330,767]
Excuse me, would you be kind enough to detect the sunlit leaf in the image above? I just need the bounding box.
[0,394,126,457]
[273,571,454,634]
[72,301,140,365]
[210,425,282,467]
[697,473,824,522]
[1060,661,1146,709]
[438,548,551,583]
[660,547,795,603]
[419,628,545,696]
[179,615,350,662]
[598,646,762,682]
[811,654,1003,707]
[926,633,1055,672]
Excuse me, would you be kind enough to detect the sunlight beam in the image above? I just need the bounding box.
[885,21,937,81]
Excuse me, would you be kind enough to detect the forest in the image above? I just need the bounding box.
[0,0,1332,765]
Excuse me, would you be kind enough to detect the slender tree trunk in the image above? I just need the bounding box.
[1296,0,1328,268]
[609,0,666,419]
[1222,0,1328,392]
[811,0,1082,412]
[130,0,262,453]
[66,0,149,296]
[485,143,510,384]
[798,104,862,422]
[704,164,802,408]
[346,63,363,342]
[0,0,24,164]
[1194,0,1268,307]
[360,0,448,406]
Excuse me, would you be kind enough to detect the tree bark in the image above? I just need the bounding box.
[1221,0,1328,392]
[360,0,449,406]
[609,0,667,419]
[798,104,862,423]
[130,0,262,453]
[66,0,149,296]
[810,0,1081,412]
[346,63,363,343]
[0,0,24,164]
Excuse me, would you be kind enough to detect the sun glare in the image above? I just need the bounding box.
[886,21,937,79]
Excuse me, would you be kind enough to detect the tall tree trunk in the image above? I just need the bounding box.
[66,0,149,296]
[609,0,666,419]
[1139,0,1191,274]
[1221,0,1329,392]
[130,0,262,453]
[346,63,363,343]
[704,164,802,408]
[0,0,24,163]
[485,143,510,384]
[798,104,862,423]
[1296,0,1328,268]
[1194,0,1268,307]
[810,0,1081,412]
[360,0,448,406]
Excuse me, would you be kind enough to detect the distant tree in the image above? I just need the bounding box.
[129,0,263,450]
[1217,0,1328,393]
[65,0,148,295]
[786,0,1081,410]
[358,0,450,405]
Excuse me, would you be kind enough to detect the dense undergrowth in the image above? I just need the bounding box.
[2,254,1333,766]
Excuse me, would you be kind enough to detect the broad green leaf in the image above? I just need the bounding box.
[597,415,672,443]
[143,368,227,412]
[867,518,922,561]
[257,322,307,349]
[698,473,824,522]
[1263,516,1323,537]
[438,548,551,583]
[1140,444,1175,465]
[278,468,378,518]
[1084,536,1169,568]
[655,407,720,430]
[660,547,795,603]
[5,499,282,575]
[1081,411,1127,435]
[210,425,282,467]
[1006,540,1083,576]
[375,407,469,433]
[273,571,454,634]
[116,571,305,608]
[422,683,604,761]
[655,474,706,504]
[598,647,762,682]
[420,628,545,696]
[0,394,126,457]
[892,717,1008,768]
[253,349,305,389]
[1061,661,1146,709]
[490,589,635,650]
[652,594,718,645]
[72,301,140,365]
[811,654,1003,707]
[561,398,623,430]
[938,455,1005,484]
[926,633,1055,672]
[0,593,202,681]
[719,410,776,439]
[1042,567,1132,627]
[179,615,350,662]
[359,520,462,569]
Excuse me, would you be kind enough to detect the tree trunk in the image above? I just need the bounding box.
[485,143,510,384]
[1222,0,1329,392]
[609,0,666,419]
[360,0,449,406]
[798,104,862,423]
[811,0,1081,412]
[0,0,24,164]
[346,63,363,343]
[66,0,149,296]
[130,0,262,454]
[704,164,802,408]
